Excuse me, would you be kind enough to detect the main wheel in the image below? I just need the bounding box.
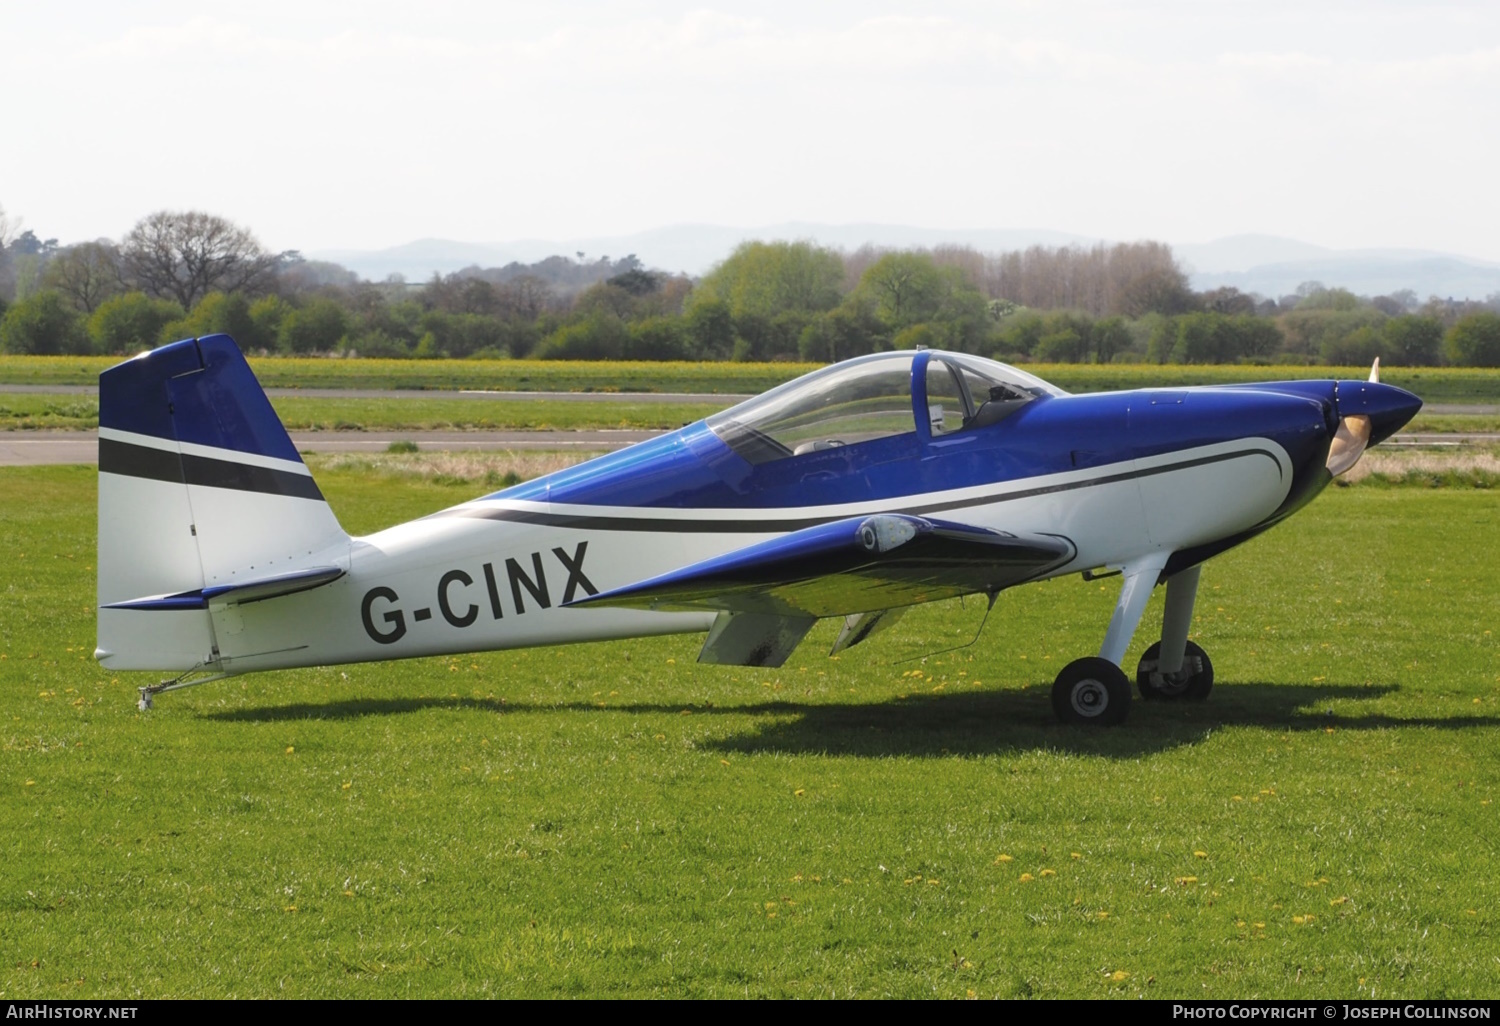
[1051,657,1131,726]
[1136,640,1214,701]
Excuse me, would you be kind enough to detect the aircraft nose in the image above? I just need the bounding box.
[1335,380,1424,446]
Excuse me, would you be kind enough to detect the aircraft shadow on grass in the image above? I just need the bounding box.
[203,681,1500,759]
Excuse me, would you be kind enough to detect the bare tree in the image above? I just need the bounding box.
[122,210,276,308]
[496,276,553,320]
[977,240,1192,317]
[841,244,887,293]
[44,241,124,313]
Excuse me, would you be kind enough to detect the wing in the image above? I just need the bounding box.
[569,514,1074,666]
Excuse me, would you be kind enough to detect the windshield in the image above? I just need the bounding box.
[707,352,915,464]
[705,351,1063,463]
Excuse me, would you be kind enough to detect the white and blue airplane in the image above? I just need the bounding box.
[95,335,1421,723]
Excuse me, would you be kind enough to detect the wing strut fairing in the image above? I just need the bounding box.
[569,513,1074,666]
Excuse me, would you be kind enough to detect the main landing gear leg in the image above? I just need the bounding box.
[1051,551,1170,726]
[1136,565,1214,701]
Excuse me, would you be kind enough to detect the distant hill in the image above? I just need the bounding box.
[313,223,1097,280]
[1175,234,1337,274]
[314,225,1500,300]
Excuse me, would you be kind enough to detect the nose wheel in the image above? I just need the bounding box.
[1136,640,1214,700]
[1051,657,1131,726]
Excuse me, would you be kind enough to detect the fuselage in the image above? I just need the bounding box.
[211,361,1367,675]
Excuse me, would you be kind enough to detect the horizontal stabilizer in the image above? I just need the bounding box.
[104,566,345,612]
[570,513,1074,619]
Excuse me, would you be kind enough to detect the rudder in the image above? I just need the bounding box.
[96,335,349,671]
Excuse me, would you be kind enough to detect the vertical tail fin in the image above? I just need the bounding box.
[96,335,349,670]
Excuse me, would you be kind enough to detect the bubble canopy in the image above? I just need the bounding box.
[706,351,1066,464]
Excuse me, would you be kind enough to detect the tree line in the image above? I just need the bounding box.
[2,205,1499,367]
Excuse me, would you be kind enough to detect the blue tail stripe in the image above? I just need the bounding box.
[99,335,302,464]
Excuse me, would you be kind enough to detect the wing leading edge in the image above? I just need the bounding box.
[569,514,1074,667]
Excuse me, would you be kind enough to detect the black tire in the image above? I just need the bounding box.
[1136,640,1214,701]
[1051,657,1131,726]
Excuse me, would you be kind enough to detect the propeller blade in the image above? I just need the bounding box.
[1326,414,1372,477]
[1369,357,1381,384]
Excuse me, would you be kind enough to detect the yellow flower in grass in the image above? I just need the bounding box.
[1109,970,1129,982]
[1019,873,1035,882]
[1039,869,1056,878]
[995,853,1014,864]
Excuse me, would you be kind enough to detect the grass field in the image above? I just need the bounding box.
[0,357,803,395]
[0,395,721,433]
[1,462,1497,998]
[267,398,722,433]
[2,393,1496,436]
[4,355,1500,405]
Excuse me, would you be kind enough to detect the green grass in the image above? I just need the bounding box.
[2,467,1498,998]
[1404,415,1500,435]
[0,357,809,395]
[6,389,1498,437]
[0,395,721,433]
[268,397,723,433]
[5,355,1500,404]
[1037,365,1500,405]
[0,396,100,430]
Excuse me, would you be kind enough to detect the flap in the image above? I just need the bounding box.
[830,607,908,654]
[569,514,1073,619]
[698,611,818,668]
[103,566,345,611]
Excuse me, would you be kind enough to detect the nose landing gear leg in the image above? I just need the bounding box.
[1136,565,1214,700]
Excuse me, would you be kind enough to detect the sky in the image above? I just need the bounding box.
[3,1,1499,260]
